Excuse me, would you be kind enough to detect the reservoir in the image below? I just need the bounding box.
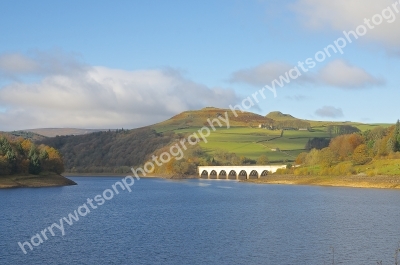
[1,177,400,264]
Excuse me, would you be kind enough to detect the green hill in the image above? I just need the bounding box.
[154,107,274,132]
[33,107,393,174]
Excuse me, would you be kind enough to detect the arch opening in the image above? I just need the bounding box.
[238,170,247,179]
[261,170,269,177]
[228,170,237,179]
[210,170,217,179]
[201,170,208,178]
[219,170,227,179]
[249,170,259,179]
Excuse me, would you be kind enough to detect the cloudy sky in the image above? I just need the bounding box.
[0,0,399,131]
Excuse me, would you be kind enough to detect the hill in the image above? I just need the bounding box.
[154,107,274,132]
[38,127,177,173]
[1,131,46,141]
[33,107,393,174]
[266,111,297,121]
[152,108,389,163]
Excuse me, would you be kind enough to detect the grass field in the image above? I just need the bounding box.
[167,124,392,163]
[197,127,332,162]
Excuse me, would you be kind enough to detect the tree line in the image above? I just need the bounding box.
[0,136,64,176]
[327,125,360,136]
[151,146,270,177]
[293,120,400,176]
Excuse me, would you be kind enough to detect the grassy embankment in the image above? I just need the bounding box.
[247,159,400,189]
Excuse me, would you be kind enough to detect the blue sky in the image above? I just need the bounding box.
[0,0,399,130]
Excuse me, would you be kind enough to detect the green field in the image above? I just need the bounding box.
[152,108,394,164]
[198,127,331,162]
[159,124,392,163]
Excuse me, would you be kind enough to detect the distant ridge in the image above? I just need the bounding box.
[25,128,110,137]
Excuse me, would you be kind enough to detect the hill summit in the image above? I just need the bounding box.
[266,111,298,121]
[153,107,273,131]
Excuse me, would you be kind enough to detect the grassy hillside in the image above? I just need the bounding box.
[34,107,394,173]
[154,107,273,132]
[152,108,390,163]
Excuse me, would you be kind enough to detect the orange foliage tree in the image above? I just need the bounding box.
[329,134,364,160]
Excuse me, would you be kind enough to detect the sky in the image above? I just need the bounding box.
[0,0,399,131]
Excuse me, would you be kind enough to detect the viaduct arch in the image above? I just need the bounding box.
[198,165,287,180]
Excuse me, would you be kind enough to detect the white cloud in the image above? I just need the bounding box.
[230,59,383,89]
[0,50,87,79]
[290,0,400,52]
[315,106,344,118]
[229,62,295,86]
[318,60,384,88]
[0,54,38,75]
[0,53,239,131]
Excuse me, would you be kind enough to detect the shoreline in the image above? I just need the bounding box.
[46,173,400,190]
[0,174,77,189]
[63,172,199,179]
[243,174,400,189]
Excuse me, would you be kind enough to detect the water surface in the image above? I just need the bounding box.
[1,177,400,264]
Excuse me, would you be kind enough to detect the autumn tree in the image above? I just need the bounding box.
[352,144,371,165]
[305,149,320,166]
[318,147,337,168]
[40,146,64,174]
[295,152,308,165]
[256,155,269,165]
[329,134,364,160]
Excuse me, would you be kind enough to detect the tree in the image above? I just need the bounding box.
[29,154,41,175]
[393,120,400,152]
[20,139,33,156]
[305,138,330,150]
[305,149,320,166]
[5,149,17,173]
[352,144,371,165]
[295,152,308,165]
[39,149,49,160]
[0,155,11,175]
[318,147,337,168]
[329,134,364,160]
[327,125,360,136]
[257,155,269,165]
